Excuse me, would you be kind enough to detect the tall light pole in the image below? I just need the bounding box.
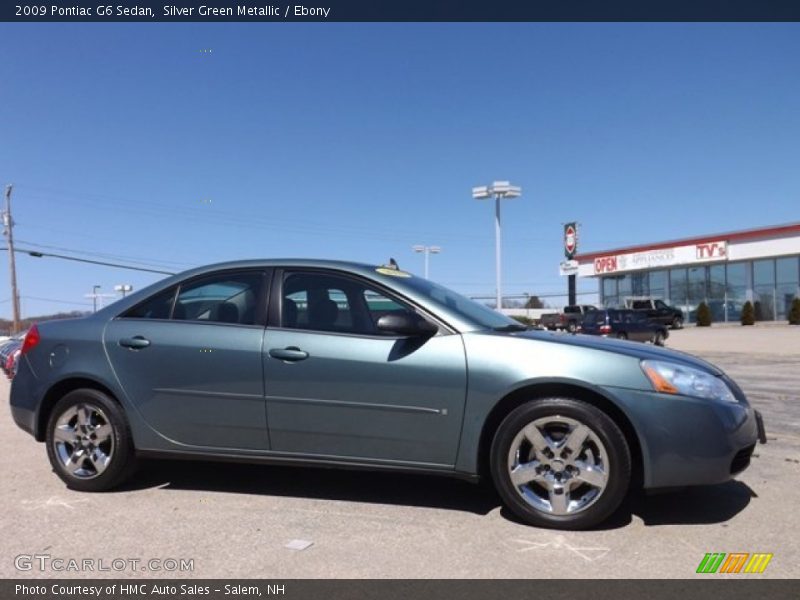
[412,245,441,279]
[2,185,21,333]
[90,285,101,313]
[472,180,522,310]
[114,284,133,297]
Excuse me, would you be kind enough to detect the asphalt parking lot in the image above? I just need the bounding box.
[1,325,798,579]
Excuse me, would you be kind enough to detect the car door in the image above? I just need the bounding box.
[103,269,270,450]
[262,269,467,467]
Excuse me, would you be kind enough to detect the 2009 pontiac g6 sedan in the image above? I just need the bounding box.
[10,259,766,529]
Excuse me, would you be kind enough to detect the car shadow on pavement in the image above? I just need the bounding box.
[122,460,755,527]
[124,459,502,516]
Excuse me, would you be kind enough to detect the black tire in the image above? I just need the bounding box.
[671,316,683,330]
[616,332,628,340]
[45,389,137,492]
[490,398,631,530]
[652,331,665,346]
[566,321,577,334]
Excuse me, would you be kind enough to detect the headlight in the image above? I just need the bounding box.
[641,359,737,403]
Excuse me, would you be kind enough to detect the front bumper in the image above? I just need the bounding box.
[605,386,763,489]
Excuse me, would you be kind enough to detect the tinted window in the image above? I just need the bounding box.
[564,306,580,314]
[654,300,668,309]
[122,287,176,320]
[281,272,415,335]
[173,272,261,325]
[632,300,650,310]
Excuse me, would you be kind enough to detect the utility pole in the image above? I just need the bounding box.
[2,185,21,334]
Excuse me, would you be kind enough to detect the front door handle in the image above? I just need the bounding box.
[119,336,151,349]
[269,347,309,362]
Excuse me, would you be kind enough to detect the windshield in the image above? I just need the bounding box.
[397,275,522,330]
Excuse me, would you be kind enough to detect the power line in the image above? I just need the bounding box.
[22,295,93,307]
[15,239,195,270]
[0,246,175,275]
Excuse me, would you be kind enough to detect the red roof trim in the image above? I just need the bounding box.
[575,222,800,263]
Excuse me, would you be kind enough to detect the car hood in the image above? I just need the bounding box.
[506,329,724,375]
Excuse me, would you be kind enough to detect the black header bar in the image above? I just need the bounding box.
[3,0,800,22]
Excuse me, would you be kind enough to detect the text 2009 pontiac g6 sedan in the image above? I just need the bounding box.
[10,260,766,529]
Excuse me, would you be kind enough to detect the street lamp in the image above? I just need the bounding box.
[412,245,441,279]
[472,180,522,310]
[114,284,133,297]
[90,285,101,313]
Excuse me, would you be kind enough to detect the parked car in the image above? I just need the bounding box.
[625,298,685,329]
[10,259,765,530]
[0,332,25,377]
[580,309,669,346]
[4,346,21,379]
[540,305,597,332]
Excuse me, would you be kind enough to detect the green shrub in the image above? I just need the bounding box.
[789,297,800,325]
[696,302,712,327]
[741,301,755,326]
[510,315,535,328]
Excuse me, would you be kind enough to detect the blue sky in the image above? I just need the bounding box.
[1,23,799,317]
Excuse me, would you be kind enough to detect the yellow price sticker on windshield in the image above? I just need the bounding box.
[376,267,412,278]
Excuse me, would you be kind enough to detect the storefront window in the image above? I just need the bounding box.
[649,270,667,302]
[753,259,775,321]
[602,277,618,307]
[687,266,707,323]
[725,262,747,322]
[630,272,648,297]
[669,268,688,320]
[776,256,799,320]
[707,265,726,322]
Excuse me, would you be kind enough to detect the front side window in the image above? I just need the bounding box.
[281,272,415,335]
[173,272,261,325]
[122,287,176,320]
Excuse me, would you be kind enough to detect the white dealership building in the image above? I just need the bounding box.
[572,222,800,323]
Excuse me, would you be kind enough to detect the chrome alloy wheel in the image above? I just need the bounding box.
[507,416,609,516]
[52,403,114,479]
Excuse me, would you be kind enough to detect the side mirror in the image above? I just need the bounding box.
[376,313,438,337]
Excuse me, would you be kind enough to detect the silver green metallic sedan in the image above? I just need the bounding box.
[9,260,766,529]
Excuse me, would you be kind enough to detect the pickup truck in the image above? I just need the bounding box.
[625,298,685,329]
[540,304,597,332]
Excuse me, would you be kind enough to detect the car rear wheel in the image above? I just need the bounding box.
[671,316,683,329]
[46,389,137,492]
[616,332,628,340]
[566,322,577,333]
[652,331,665,346]
[490,398,631,530]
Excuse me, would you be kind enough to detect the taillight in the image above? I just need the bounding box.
[599,325,612,334]
[21,324,39,355]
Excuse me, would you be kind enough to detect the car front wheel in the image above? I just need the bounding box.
[46,389,137,492]
[490,398,631,530]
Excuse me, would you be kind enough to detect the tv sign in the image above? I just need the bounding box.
[696,241,727,260]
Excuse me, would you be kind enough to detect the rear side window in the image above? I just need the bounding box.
[173,272,262,325]
[564,306,579,314]
[632,300,650,310]
[122,287,176,320]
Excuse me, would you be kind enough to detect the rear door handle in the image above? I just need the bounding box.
[119,336,151,349]
[269,347,309,362]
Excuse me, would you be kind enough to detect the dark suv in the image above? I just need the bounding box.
[627,298,684,329]
[580,309,668,346]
